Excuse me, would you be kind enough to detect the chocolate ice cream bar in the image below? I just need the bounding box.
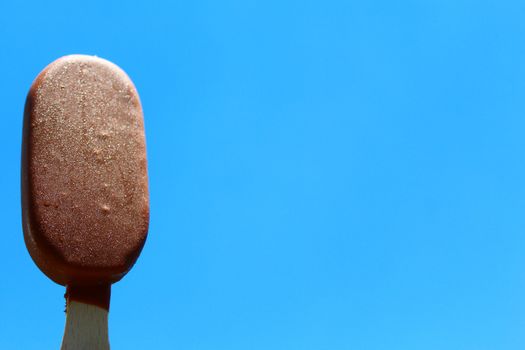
[22,55,149,297]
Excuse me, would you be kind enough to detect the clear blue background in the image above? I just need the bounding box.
[1,1,525,349]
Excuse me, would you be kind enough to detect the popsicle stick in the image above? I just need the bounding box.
[61,284,111,349]
[61,301,110,350]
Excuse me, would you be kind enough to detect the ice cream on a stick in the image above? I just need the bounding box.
[22,55,149,349]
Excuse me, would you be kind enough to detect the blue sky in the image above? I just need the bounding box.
[2,0,525,349]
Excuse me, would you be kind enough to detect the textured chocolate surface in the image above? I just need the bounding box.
[22,55,149,286]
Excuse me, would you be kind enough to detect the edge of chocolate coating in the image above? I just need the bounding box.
[21,55,149,286]
[65,284,111,311]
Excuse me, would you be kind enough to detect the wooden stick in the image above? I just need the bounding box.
[61,301,110,350]
[61,284,112,349]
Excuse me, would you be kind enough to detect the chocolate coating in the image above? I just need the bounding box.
[22,55,149,287]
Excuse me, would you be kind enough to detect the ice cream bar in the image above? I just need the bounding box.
[21,55,149,303]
